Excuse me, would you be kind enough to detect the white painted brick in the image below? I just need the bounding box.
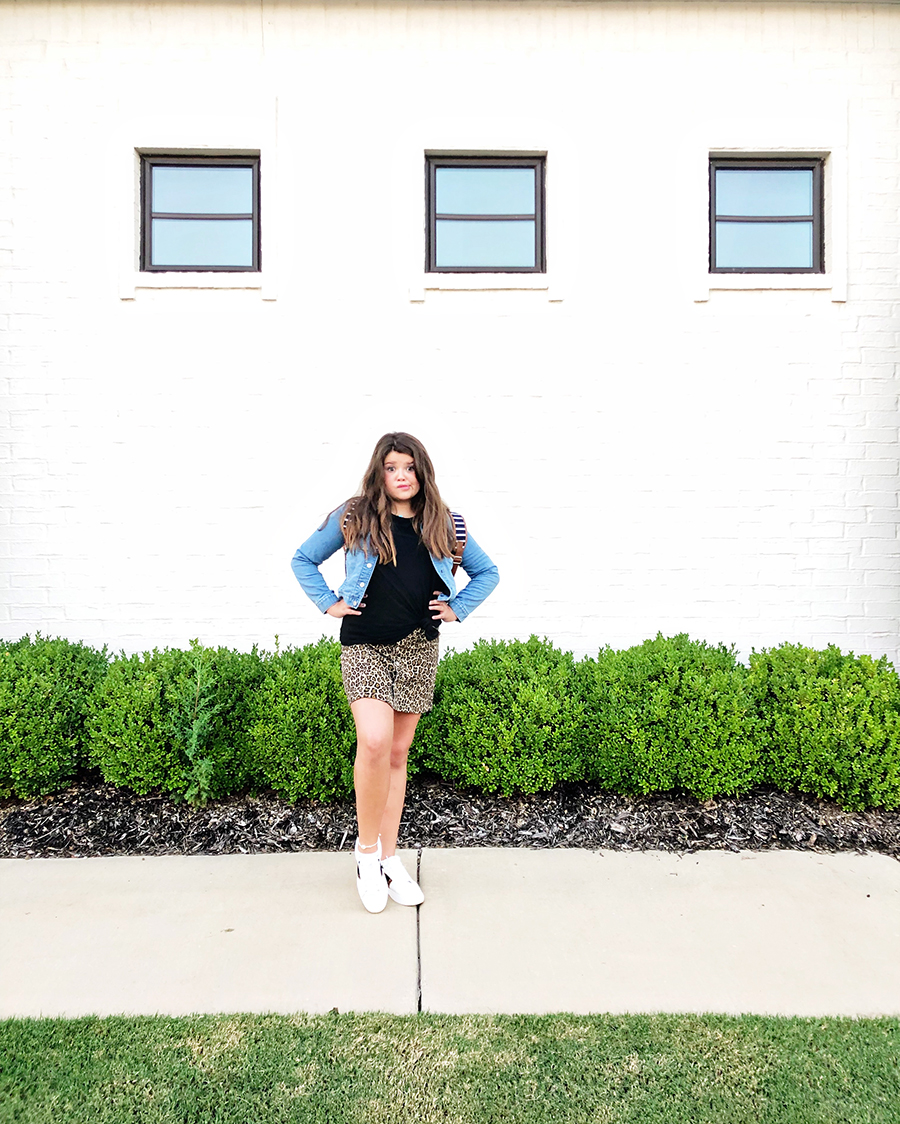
[857,540,900,560]
[8,573,53,590]
[865,508,900,525]
[7,589,49,607]
[1,0,900,662]
[864,571,900,588]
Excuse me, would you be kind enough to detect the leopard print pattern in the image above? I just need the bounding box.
[340,628,439,714]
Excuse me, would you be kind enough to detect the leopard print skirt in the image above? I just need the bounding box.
[340,628,439,714]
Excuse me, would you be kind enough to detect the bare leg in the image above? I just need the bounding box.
[350,698,395,849]
[379,711,421,859]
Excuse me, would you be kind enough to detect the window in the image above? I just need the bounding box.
[141,155,260,271]
[426,156,545,273]
[710,158,823,273]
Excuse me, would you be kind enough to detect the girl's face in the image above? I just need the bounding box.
[383,450,420,508]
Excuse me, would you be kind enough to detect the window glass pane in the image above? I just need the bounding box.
[152,166,253,215]
[151,218,254,267]
[715,169,813,217]
[436,168,535,215]
[435,219,535,268]
[715,221,813,269]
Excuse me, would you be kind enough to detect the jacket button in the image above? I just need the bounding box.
[359,582,365,587]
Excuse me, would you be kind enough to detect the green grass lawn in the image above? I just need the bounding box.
[1,1012,898,1123]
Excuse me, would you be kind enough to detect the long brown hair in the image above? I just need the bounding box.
[342,433,456,564]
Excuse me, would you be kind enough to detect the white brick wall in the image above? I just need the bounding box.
[1,1,898,663]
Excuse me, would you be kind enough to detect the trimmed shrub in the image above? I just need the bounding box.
[749,643,900,810]
[248,638,356,801]
[87,641,264,803]
[8,628,900,813]
[414,636,585,795]
[0,634,109,798]
[574,633,762,801]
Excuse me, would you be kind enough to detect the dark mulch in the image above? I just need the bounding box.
[1,777,899,859]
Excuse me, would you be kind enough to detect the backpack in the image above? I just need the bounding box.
[342,502,467,574]
[449,511,467,575]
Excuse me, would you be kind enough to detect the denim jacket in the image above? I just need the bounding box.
[291,506,499,623]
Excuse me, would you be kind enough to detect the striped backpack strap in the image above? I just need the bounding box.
[341,499,357,550]
[449,511,467,575]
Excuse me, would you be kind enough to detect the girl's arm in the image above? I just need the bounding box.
[290,507,347,613]
[447,531,499,622]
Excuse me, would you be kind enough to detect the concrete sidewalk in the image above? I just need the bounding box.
[2,848,899,1019]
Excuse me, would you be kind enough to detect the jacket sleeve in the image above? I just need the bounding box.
[290,507,346,613]
[447,530,500,623]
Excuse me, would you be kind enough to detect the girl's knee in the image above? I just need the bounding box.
[355,735,392,767]
[389,746,409,771]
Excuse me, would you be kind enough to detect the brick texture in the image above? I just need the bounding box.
[1,1,898,663]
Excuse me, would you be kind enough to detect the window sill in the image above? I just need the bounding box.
[696,273,844,301]
[120,272,275,300]
[409,274,562,301]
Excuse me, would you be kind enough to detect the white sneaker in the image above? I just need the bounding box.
[381,854,425,906]
[355,838,388,914]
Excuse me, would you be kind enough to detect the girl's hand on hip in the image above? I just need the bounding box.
[430,596,458,623]
[326,599,364,618]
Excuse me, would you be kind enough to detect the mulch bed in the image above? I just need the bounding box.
[1,777,899,860]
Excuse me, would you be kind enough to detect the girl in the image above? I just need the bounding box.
[291,433,500,913]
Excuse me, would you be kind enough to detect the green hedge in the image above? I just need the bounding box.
[87,642,264,804]
[749,643,900,811]
[575,634,763,801]
[0,634,109,798]
[247,638,356,802]
[3,631,900,810]
[415,637,585,795]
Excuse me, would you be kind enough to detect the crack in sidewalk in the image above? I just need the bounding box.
[416,845,422,1013]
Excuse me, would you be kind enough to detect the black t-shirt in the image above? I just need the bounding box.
[340,515,450,646]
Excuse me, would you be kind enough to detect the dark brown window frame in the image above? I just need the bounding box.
[710,157,824,274]
[140,154,261,272]
[426,155,545,273]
